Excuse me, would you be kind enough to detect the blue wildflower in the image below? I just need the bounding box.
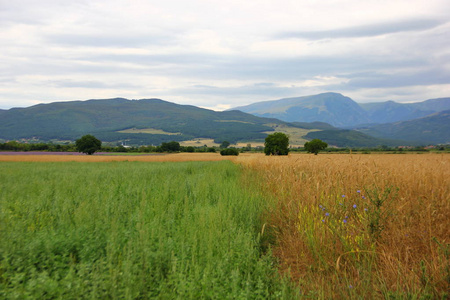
[342,195,346,198]
[325,212,330,217]
[343,219,347,224]
[357,190,361,193]
[353,204,357,208]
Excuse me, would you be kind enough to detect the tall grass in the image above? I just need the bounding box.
[0,161,298,299]
[240,154,449,299]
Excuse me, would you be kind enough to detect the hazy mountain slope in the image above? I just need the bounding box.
[359,97,450,124]
[356,110,450,144]
[233,93,450,128]
[232,92,371,127]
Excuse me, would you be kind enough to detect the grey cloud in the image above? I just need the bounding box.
[49,79,140,89]
[171,82,301,98]
[45,33,178,48]
[345,69,450,89]
[276,19,446,40]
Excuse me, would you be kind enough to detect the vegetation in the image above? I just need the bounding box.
[220,148,239,156]
[75,134,102,155]
[0,161,298,299]
[241,154,449,299]
[304,138,328,155]
[157,141,181,152]
[264,132,289,156]
[219,141,230,148]
[304,129,407,148]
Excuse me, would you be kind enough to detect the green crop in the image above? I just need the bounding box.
[0,161,298,299]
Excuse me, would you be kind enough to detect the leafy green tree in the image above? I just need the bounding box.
[75,134,102,155]
[220,141,231,148]
[304,139,328,155]
[264,132,289,155]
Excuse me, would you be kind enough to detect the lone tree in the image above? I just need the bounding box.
[75,134,102,155]
[304,139,328,155]
[264,132,289,155]
[220,141,231,149]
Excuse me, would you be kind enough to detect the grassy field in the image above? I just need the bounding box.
[0,161,298,299]
[1,153,448,299]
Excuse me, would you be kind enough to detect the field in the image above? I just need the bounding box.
[0,153,449,299]
[240,153,449,299]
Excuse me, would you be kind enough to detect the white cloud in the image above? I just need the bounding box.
[0,0,449,109]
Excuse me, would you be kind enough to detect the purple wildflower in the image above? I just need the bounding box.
[325,212,330,217]
[353,204,357,209]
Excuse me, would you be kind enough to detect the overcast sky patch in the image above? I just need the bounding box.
[0,0,449,109]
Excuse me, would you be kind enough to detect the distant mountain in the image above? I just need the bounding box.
[232,93,371,127]
[355,110,450,144]
[1,98,291,145]
[359,97,450,124]
[231,93,450,128]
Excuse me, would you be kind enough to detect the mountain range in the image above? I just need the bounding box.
[232,92,450,127]
[0,94,448,147]
[231,93,450,144]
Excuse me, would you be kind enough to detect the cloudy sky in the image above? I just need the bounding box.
[1,0,449,110]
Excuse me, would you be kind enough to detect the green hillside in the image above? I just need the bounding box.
[356,110,450,144]
[304,129,407,148]
[0,98,290,145]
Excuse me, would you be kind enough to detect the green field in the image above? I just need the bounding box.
[0,161,298,299]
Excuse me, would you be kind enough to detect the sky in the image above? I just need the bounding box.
[1,0,449,110]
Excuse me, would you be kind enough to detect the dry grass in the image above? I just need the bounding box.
[239,153,450,298]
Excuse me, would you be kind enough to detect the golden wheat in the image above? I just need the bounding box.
[238,153,449,297]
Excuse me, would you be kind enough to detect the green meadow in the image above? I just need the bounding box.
[0,161,298,299]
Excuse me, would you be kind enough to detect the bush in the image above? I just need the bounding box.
[220,148,239,156]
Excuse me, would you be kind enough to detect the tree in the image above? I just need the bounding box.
[75,134,102,155]
[220,141,231,148]
[264,132,289,155]
[304,139,328,155]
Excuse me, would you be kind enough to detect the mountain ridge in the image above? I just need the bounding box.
[1,96,446,146]
[231,92,450,127]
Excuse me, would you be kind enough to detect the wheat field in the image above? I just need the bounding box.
[239,153,449,298]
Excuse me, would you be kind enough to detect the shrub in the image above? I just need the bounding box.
[220,148,239,156]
